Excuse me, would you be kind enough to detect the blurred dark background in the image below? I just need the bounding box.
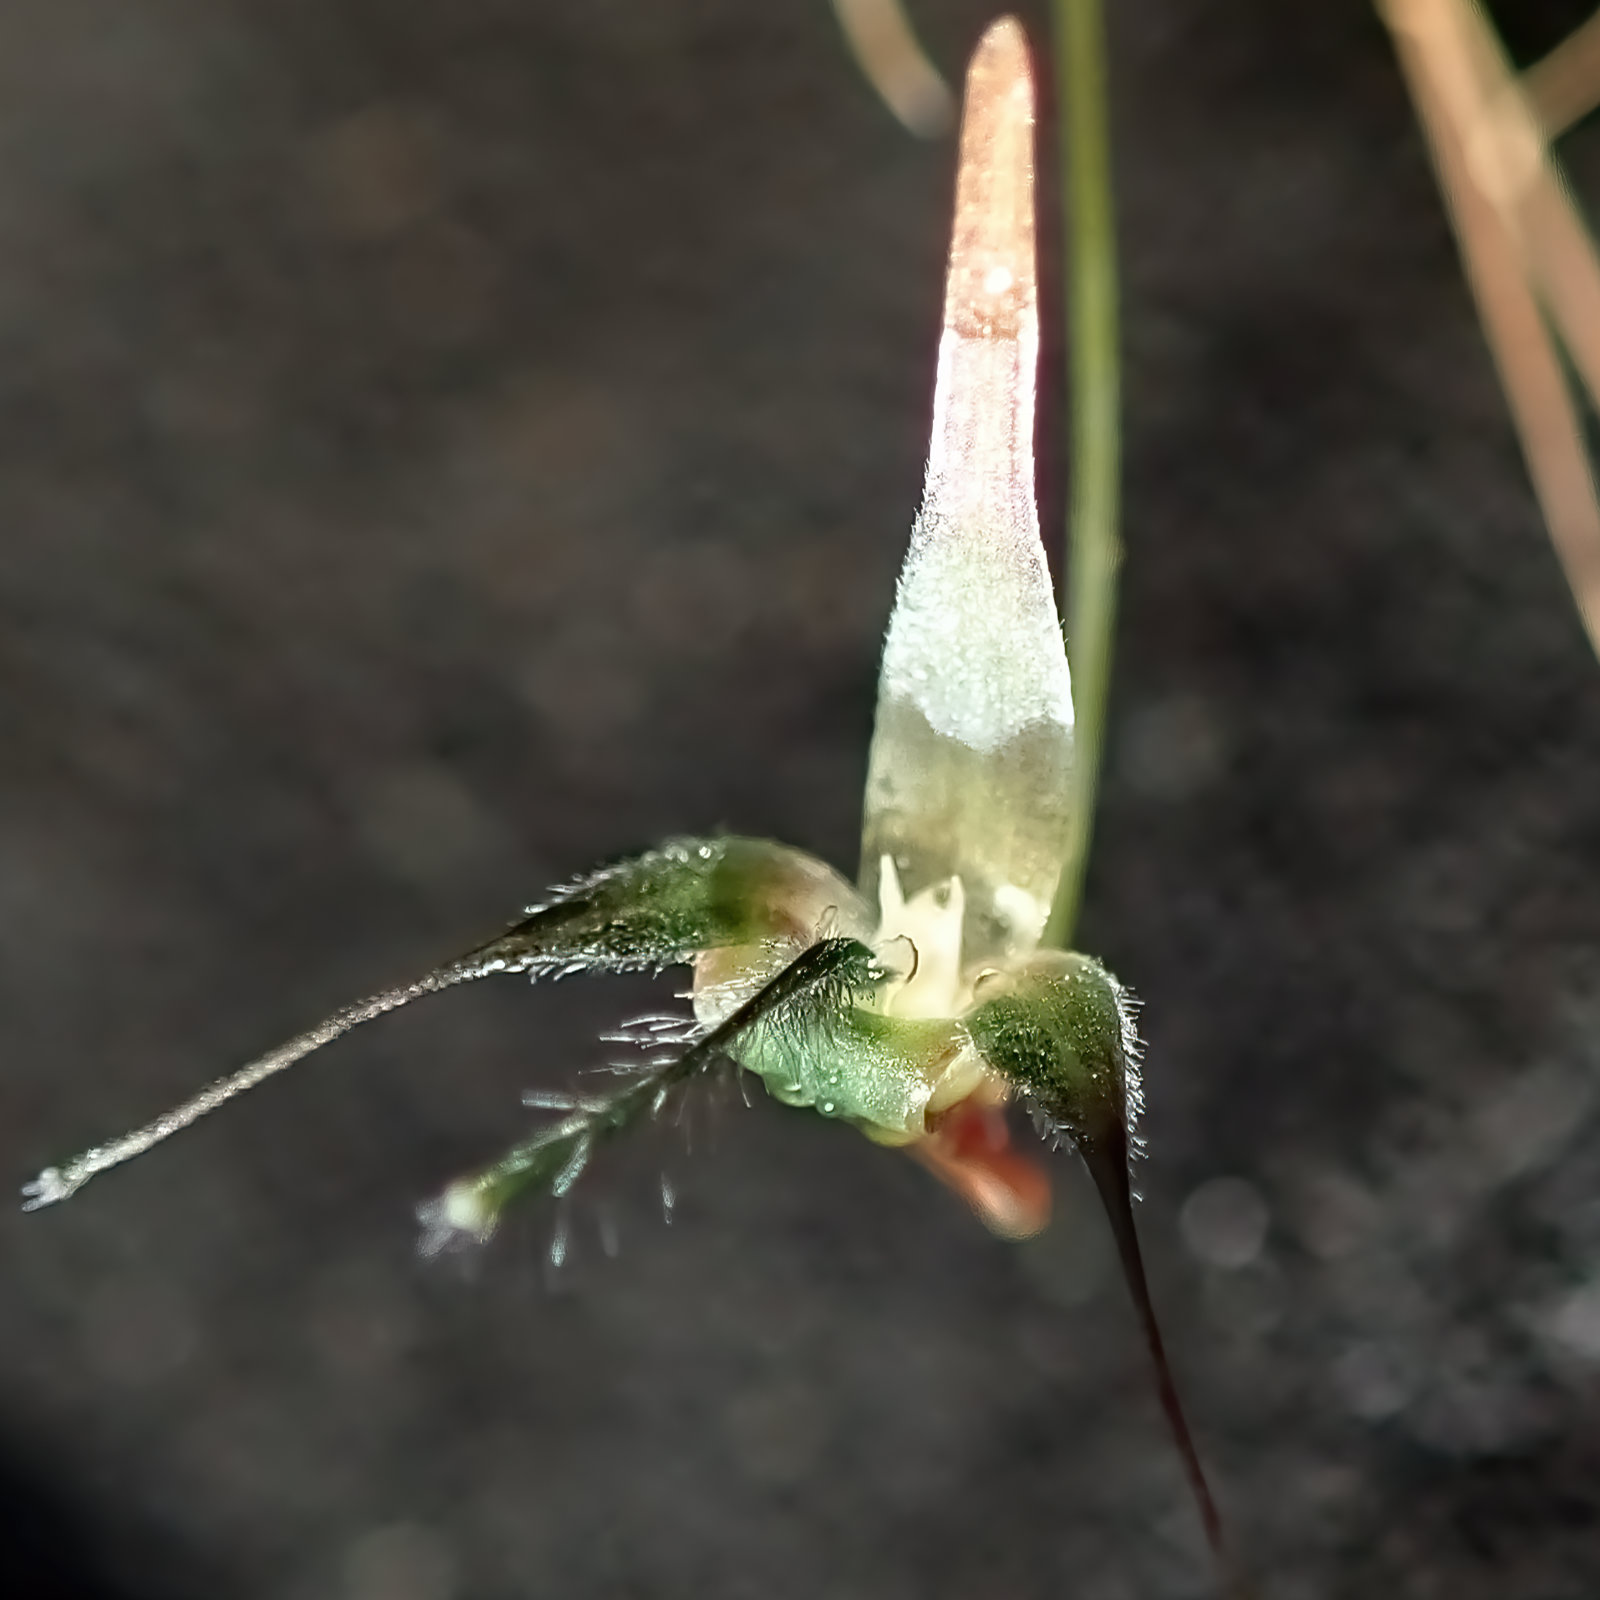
[8,0,1600,1595]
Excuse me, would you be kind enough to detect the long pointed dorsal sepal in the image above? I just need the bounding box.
[860,17,1075,973]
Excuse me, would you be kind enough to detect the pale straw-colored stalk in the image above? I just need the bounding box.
[1523,8,1600,139]
[1378,0,1600,654]
[831,0,954,136]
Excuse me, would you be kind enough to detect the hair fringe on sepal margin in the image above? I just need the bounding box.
[1020,969,1146,1198]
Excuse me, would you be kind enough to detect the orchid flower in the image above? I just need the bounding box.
[25,20,1236,1586]
[25,17,1107,1245]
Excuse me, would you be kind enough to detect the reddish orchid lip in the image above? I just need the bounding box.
[912,1092,1051,1240]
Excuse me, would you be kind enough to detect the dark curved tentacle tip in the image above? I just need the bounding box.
[1074,1123,1254,1600]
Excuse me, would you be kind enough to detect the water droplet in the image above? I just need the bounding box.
[1180,1176,1269,1269]
[343,1520,458,1600]
[1334,1341,1415,1421]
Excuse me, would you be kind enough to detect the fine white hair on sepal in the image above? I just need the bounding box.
[1105,968,1147,1168]
[599,1013,703,1050]
[515,849,668,921]
[549,1133,593,1198]
[547,1208,571,1272]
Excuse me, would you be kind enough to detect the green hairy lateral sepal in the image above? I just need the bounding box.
[969,946,1235,1585]
[483,837,872,978]
[965,949,1142,1157]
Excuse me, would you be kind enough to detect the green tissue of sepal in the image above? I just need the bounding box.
[733,1004,968,1139]
[471,837,870,978]
[965,950,1133,1142]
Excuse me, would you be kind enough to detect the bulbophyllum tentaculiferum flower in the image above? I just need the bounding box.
[24,20,1237,1586]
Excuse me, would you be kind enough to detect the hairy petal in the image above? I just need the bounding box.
[419,936,889,1249]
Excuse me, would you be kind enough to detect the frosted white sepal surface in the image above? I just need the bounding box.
[880,334,1072,752]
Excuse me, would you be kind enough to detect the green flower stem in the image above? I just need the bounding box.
[1044,0,1121,952]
